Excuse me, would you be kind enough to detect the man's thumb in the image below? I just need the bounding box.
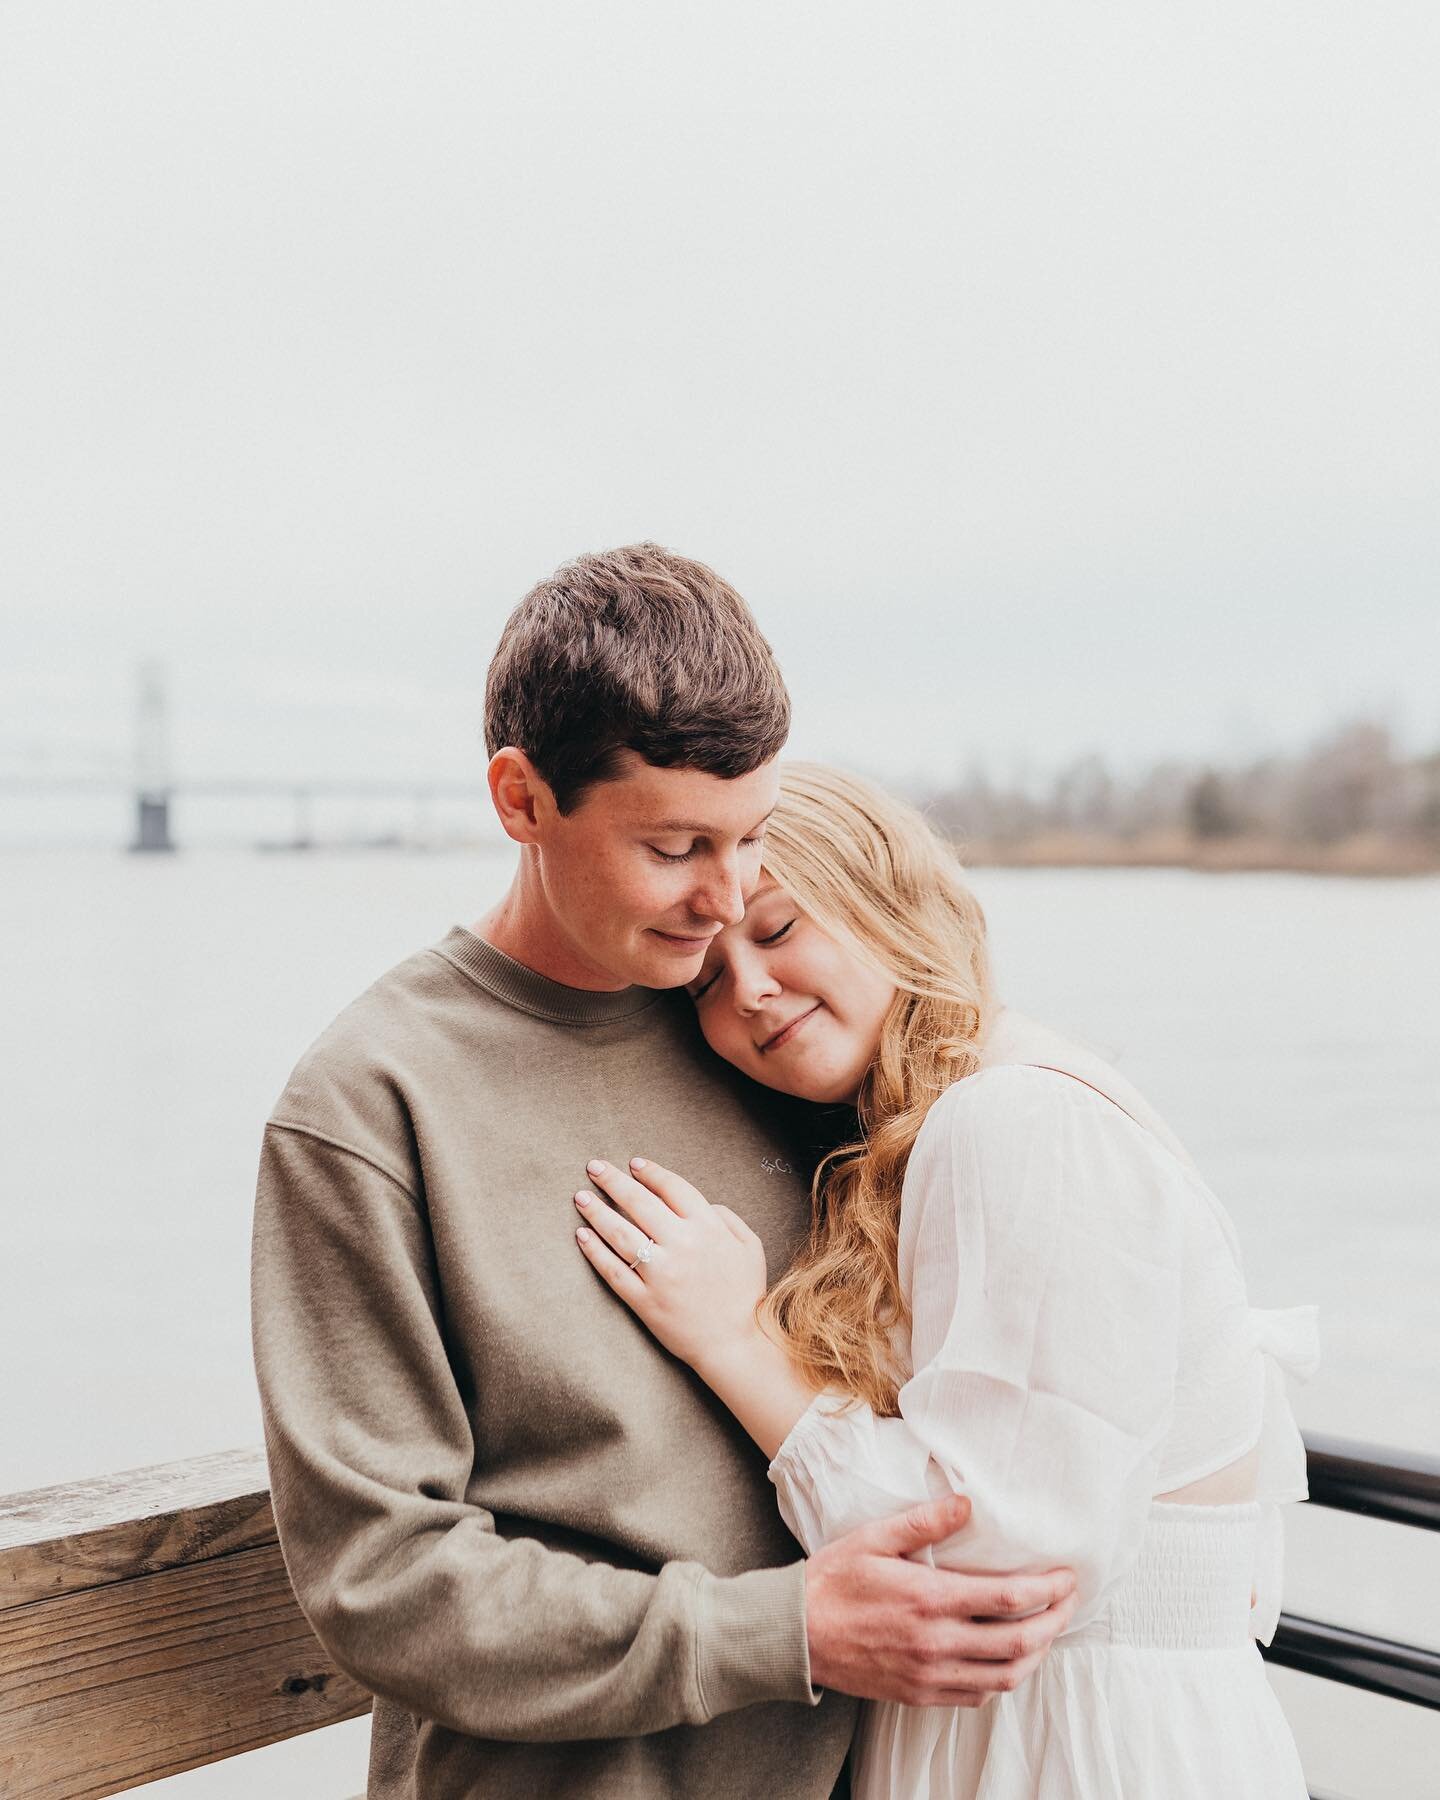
[871,1492,972,1557]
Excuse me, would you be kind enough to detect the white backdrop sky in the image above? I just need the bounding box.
[3,1,1437,792]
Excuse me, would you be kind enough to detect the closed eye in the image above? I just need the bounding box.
[650,831,764,867]
[690,968,722,1003]
[759,919,795,946]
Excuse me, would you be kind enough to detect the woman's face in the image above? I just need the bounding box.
[685,875,897,1103]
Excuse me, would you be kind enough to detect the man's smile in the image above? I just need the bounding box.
[649,926,722,951]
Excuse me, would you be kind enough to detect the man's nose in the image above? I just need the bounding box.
[690,855,746,927]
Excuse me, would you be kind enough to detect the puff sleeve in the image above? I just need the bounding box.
[768,1065,1187,1625]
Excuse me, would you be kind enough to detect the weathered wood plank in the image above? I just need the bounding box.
[0,1538,371,1799]
[0,1450,270,1545]
[0,1450,274,1610]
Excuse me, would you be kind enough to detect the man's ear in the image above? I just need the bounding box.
[487,747,557,845]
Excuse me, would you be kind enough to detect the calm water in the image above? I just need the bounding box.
[2,851,1437,1798]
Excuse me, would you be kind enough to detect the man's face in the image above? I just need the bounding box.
[535,752,781,990]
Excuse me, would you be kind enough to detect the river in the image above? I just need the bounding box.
[2,851,1436,1798]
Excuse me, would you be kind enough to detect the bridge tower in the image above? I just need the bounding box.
[130,660,176,853]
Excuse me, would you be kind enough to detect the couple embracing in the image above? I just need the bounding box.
[250,544,1316,1799]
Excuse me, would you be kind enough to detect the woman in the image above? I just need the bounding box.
[573,763,1317,1799]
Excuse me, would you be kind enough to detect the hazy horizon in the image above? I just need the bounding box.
[4,2,1438,796]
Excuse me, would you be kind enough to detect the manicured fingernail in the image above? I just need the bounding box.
[574,1192,593,1208]
[630,1157,648,1170]
[576,1227,591,1242]
[587,1160,606,1175]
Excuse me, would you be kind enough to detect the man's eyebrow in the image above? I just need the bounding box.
[644,806,776,835]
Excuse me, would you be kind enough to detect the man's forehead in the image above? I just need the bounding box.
[599,753,779,827]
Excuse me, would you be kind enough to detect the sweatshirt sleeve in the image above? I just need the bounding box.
[768,1066,1184,1627]
[250,1120,815,1742]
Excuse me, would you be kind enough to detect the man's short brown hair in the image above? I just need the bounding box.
[484,543,790,813]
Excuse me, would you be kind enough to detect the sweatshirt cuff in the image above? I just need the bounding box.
[693,1558,818,1718]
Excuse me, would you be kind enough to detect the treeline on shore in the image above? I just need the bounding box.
[921,722,1440,876]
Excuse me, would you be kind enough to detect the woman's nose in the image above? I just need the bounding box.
[732,960,781,1013]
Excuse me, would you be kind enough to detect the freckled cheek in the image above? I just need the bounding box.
[630,880,678,925]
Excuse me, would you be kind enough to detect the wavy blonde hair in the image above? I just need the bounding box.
[758,763,995,1415]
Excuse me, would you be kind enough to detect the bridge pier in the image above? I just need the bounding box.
[131,664,176,852]
[130,791,176,854]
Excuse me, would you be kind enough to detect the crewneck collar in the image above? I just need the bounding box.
[432,924,662,1026]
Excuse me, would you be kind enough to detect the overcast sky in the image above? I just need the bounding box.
[3,0,1437,799]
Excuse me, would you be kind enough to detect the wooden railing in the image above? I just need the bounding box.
[3,1435,1436,1798]
[0,1449,370,1799]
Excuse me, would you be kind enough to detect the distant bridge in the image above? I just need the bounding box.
[0,771,492,851]
[1,663,489,851]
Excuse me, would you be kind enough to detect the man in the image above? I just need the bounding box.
[250,544,1075,1800]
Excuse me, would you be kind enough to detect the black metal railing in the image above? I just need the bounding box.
[1303,1432,1440,1533]
[1259,1432,1440,1719]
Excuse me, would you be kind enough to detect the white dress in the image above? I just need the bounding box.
[768,1063,1319,1799]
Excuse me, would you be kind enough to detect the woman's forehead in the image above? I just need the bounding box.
[741,873,795,922]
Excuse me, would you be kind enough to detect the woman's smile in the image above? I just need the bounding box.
[758,1002,823,1054]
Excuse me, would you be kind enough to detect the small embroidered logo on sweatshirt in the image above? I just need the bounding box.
[760,1155,794,1175]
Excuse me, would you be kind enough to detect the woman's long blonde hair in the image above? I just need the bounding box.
[758,763,995,1415]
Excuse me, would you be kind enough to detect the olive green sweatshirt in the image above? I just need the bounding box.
[250,925,856,1799]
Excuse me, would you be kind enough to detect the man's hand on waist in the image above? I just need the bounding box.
[803,1493,1077,1708]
